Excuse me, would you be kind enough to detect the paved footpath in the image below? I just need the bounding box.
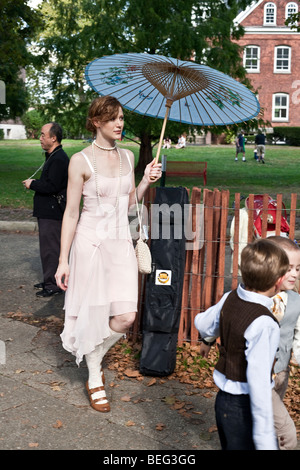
[1,227,299,457]
[0,229,221,455]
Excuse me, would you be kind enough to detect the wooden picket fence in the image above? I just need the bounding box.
[130,188,299,345]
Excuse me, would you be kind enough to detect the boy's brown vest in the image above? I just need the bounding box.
[215,289,278,382]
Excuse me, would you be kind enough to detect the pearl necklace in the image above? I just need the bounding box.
[93,141,116,151]
[92,141,122,210]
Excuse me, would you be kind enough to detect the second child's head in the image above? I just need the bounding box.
[267,236,300,292]
[241,239,289,294]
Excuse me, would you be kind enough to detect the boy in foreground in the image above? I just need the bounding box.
[194,239,289,450]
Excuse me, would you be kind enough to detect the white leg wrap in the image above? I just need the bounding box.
[85,328,123,390]
[85,344,104,389]
[102,328,123,357]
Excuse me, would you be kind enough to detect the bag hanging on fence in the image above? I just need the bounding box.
[139,186,189,376]
[245,195,290,237]
[134,190,152,274]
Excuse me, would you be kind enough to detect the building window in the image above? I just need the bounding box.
[264,2,276,25]
[286,2,298,25]
[286,2,298,18]
[274,46,291,73]
[244,46,260,72]
[272,93,289,121]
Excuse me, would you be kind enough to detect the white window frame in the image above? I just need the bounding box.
[286,2,298,26]
[272,93,289,122]
[286,2,298,18]
[264,2,277,25]
[274,46,291,73]
[243,45,260,73]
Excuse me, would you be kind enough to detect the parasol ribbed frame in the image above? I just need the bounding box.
[142,62,210,105]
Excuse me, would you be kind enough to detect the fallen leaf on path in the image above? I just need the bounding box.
[28,442,39,448]
[53,420,63,429]
[199,432,211,441]
[125,420,136,426]
[120,395,131,402]
[124,369,140,378]
[155,423,166,431]
[208,425,218,433]
[147,377,156,387]
[173,401,185,410]
[162,395,176,405]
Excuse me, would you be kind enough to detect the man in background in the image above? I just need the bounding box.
[23,122,69,297]
[255,130,266,163]
[235,131,246,162]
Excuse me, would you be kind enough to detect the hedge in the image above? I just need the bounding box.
[273,127,300,146]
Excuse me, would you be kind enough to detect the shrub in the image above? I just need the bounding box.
[22,109,46,139]
[273,127,300,146]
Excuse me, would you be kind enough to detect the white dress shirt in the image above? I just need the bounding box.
[194,284,280,450]
[292,314,300,365]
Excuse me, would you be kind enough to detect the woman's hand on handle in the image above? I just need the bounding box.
[131,157,162,205]
[144,159,162,184]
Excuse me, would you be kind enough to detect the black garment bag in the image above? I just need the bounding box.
[139,187,189,376]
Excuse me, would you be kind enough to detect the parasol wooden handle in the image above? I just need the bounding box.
[151,105,171,179]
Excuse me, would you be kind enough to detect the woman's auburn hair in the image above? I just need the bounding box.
[86,96,122,135]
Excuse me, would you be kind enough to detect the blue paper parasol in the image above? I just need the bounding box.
[85,53,260,162]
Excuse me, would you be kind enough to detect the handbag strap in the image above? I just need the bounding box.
[135,189,144,238]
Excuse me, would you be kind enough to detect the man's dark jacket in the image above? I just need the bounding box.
[30,145,69,220]
[255,133,266,145]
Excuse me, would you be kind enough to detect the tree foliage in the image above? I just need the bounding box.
[22,109,47,138]
[285,0,300,30]
[28,0,255,168]
[0,0,43,119]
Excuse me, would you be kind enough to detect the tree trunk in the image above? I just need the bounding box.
[135,132,153,174]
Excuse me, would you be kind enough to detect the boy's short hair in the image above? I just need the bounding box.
[267,235,300,252]
[241,239,289,292]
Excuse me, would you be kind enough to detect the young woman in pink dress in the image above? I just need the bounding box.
[55,96,161,412]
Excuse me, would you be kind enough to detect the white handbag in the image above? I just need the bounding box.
[134,191,152,274]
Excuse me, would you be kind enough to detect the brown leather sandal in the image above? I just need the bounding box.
[86,381,110,412]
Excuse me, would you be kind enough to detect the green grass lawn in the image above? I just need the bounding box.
[0,139,299,209]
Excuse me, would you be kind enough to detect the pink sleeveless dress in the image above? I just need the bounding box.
[60,150,138,365]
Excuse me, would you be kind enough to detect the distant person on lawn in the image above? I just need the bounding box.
[255,130,266,164]
[235,131,246,162]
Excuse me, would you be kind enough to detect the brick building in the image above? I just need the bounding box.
[235,0,300,129]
